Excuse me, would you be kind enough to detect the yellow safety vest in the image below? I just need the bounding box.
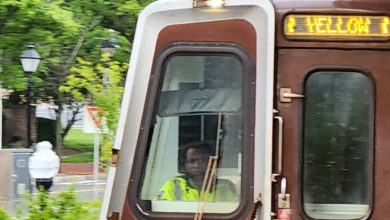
[155,175,237,201]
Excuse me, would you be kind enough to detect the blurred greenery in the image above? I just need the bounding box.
[0,203,10,220]
[60,54,126,168]
[14,185,100,219]
[0,0,155,156]
[63,128,95,152]
[61,152,93,163]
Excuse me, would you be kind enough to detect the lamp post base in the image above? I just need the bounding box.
[35,178,53,192]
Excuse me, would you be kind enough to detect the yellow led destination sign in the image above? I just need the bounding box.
[284,15,390,40]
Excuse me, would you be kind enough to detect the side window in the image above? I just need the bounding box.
[138,51,249,214]
[302,71,374,219]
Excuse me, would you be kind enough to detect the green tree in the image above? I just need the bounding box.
[0,0,152,157]
[39,0,106,157]
[0,0,81,154]
[23,0,138,156]
[0,0,78,89]
[100,0,155,42]
[59,53,127,167]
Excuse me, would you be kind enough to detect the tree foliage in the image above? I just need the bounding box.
[0,0,151,90]
[0,0,154,156]
[100,0,154,42]
[60,53,127,131]
[0,204,10,220]
[14,186,100,220]
[60,53,127,167]
[0,0,78,90]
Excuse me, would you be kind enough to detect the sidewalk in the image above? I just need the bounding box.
[54,162,107,183]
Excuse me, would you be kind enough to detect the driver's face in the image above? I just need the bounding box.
[185,148,209,178]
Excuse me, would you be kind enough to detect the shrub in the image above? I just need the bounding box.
[15,186,100,220]
[0,204,10,220]
[100,137,113,171]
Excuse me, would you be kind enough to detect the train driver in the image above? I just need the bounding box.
[155,141,237,201]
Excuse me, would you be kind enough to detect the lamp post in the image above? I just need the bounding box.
[20,45,41,148]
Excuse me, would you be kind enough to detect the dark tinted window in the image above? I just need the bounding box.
[303,71,374,219]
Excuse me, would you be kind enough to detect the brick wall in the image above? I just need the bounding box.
[3,105,37,147]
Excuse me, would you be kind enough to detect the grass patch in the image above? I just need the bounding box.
[63,128,95,151]
[61,153,93,163]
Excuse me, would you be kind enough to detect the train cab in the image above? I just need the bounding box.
[100,0,390,219]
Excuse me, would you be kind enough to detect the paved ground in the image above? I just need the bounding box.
[0,162,107,215]
[60,162,104,175]
[56,162,107,182]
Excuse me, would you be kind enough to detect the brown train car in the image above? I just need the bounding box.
[100,0,390,219]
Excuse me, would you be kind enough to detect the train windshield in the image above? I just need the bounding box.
[139,53,244,213]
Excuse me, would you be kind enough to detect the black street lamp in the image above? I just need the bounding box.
[20,45,41,148]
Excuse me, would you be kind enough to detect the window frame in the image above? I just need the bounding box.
[127,42,256,219]
[299,67,375,220]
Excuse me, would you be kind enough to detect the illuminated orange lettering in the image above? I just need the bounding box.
[382,17,390,34]
[316,17,327,33]
[359,18,370,34]
[285,15,390,38]
[287,16,296,33]
[306,17,315,33]
[326,17,337,33]
[346,17,370,34]
[336,17,348,33]
[347,18,359,33]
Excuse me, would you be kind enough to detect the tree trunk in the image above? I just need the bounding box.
[62,104,82,138]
